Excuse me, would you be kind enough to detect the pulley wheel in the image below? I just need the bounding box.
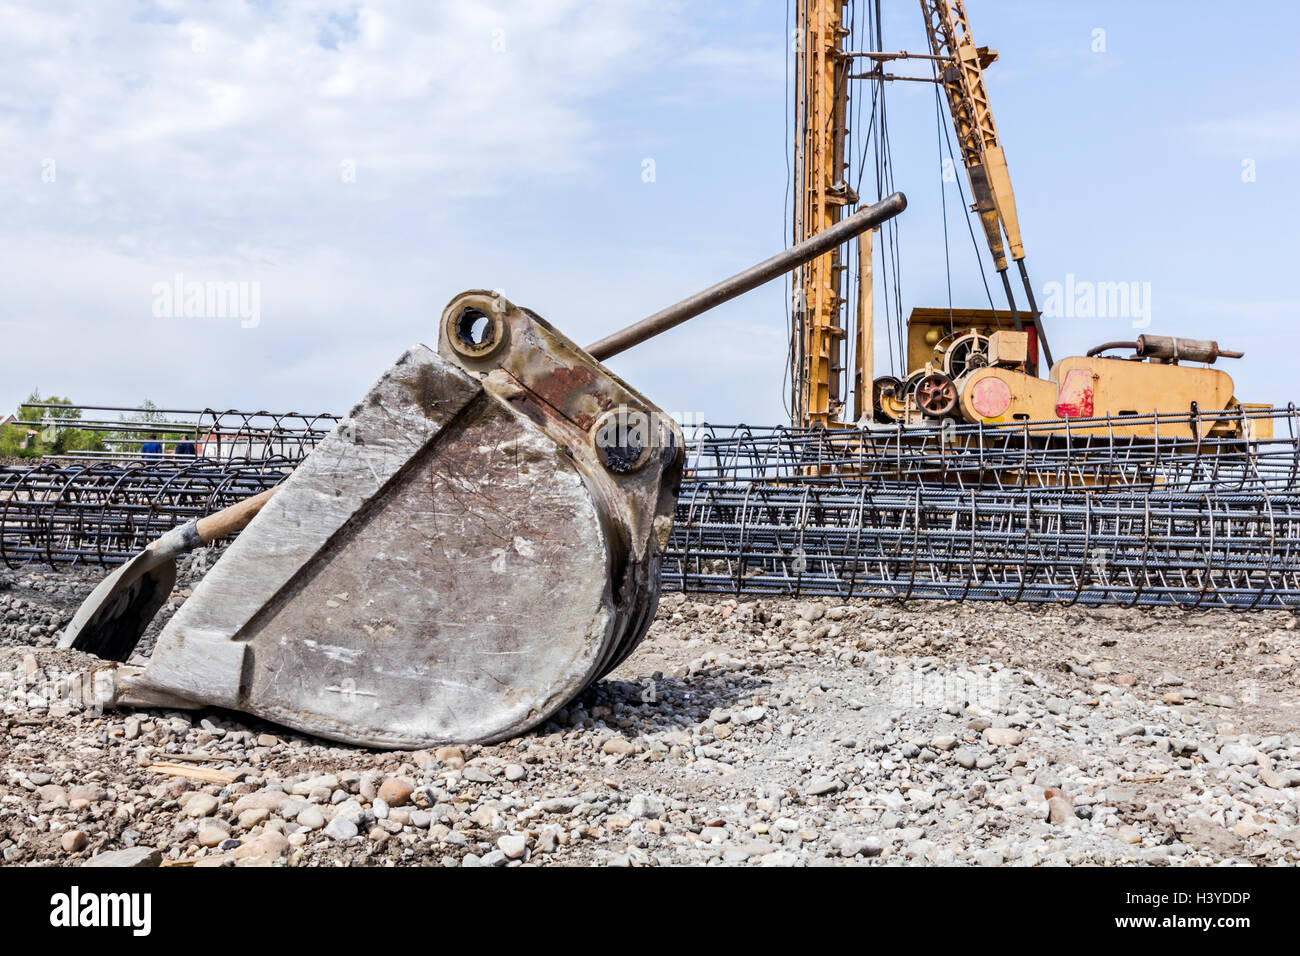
[915,372,958,418]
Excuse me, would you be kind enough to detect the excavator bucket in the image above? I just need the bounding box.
[75,195,907,749]
[102,291,683,748]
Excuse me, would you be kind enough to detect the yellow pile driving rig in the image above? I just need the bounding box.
[790,0,1264,439]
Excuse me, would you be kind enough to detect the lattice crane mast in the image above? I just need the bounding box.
[918,0,1052,367]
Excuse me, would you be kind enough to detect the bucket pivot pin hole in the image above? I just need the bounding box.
[448,306,503,358]
[593,408,654,474]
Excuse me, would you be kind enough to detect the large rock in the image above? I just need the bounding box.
[68,783,107,804]
[984,728,1023,747]
[804,776,843,797]
[232,788,288,814]
[1219,743,1260,766]
[36,784,68,807]
[84,847,162,868]
[194,831,290,868]
[182,793,220,817]
[1175,817,1245,857]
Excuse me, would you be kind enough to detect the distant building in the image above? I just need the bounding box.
[0,414,39,452]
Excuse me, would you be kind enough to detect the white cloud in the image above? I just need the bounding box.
[0,0,688,223]
[3,0,794,415]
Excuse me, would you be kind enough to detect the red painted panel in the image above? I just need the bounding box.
[1055,369,1094,418]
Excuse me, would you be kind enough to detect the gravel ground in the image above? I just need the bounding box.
[1,557,1299,867]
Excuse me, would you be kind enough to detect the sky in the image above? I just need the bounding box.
[2,0,1298,425]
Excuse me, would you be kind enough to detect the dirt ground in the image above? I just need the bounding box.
[1,559,1298,867]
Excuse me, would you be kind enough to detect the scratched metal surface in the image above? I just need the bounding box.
[111,292,684,748]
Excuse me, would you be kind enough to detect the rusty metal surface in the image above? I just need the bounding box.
[110,293,682,748]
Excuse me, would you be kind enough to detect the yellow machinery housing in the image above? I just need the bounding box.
[875,307,1263,439]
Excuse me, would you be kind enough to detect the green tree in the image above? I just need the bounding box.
[105,398,191,455]
[5,390,105,456]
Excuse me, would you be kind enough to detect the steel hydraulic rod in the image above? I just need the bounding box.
[1017,258,1053,367]
[585,192,907,362]
[998,269,1022,333]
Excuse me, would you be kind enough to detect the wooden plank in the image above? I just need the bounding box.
[150,752,226,764]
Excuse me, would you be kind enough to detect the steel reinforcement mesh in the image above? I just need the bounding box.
[6,405,1300,609]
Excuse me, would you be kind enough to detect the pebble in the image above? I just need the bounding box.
[498,834,527,860]
[378,777,415,807]
[804,776,842,796]
[628,794,663,819]
[1220,743,1261,766]
[61,830,88,853]
[324,817,359,841]
[984,728,1023,747]
[1047,797,1076,825]
[197,820,230,847]
[233,789,287,814]
[84,847,162,868]
[238,808,270,830]
[297,806,326,830]
[183,793,220,818]
[435,746,466,769]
